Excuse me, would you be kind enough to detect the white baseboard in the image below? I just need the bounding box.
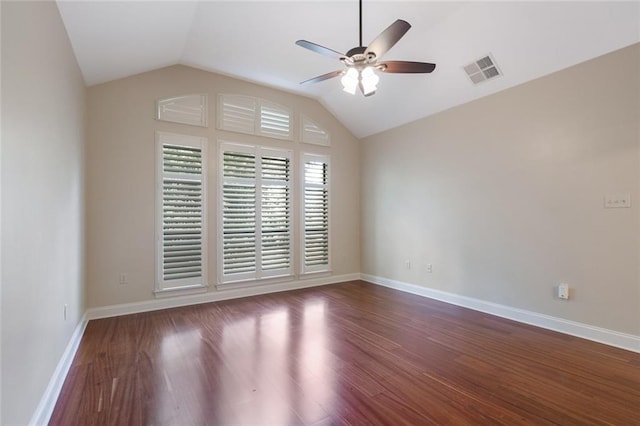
[29,314,88,426]
[362,274,640,354]
[86,273,361,320]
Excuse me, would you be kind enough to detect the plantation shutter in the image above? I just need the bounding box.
[156,94,207,127]
[218,94,256,135]
[259,102,292,140]
[301,115,330,146]
[302,154,330,273]
[156,132,207,293]
[220,143,292,284]
[222,150,257,278]
[218,95,292,141]
[261,155,291,272]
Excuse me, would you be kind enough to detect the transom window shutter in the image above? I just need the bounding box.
[260,102,292,140]
[220,142,292,285]
[156,132,207,293]
[218,95,256,135]
[302,154,330,273]
[218,95,292,141]
[301,115,330,146]
[156,94,207,127]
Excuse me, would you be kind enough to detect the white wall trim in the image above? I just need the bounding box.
[29,314,88,426]
[362,274,640,354]
[87,273,360,320]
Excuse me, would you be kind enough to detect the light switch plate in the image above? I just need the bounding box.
[604,194,631,209]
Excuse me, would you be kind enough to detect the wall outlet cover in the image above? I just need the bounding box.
[558,283,569,300]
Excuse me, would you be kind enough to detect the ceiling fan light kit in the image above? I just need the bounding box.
[341,66,379,96]
[341,68,359,95]
[359,67,380,96]
[295,0,436,97]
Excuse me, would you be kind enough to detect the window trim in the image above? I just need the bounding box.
[217,140,294,286]
[300,152,331,275]
[155,131,208,296]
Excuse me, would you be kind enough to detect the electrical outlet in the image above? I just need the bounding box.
[119,273,128,285]
[405,260,411,270]
[558,283,569,300]
[426,264,433,273]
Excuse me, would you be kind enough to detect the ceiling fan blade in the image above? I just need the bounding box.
[300,70,344,85]
[364,19,411,59]
[379,61,436,74]
[296,40,345,60]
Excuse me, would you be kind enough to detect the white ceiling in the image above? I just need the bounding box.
[57,1,640,138]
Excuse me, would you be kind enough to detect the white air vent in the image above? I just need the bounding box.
[464,54,502,85]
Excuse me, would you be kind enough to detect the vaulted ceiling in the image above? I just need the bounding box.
[57,1,640,138]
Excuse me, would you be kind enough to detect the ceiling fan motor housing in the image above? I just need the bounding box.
[344,46,377,68]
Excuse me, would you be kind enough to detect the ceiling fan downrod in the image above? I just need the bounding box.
[359,0,363,47]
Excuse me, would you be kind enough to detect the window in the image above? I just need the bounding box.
[217,94,292,140]
[156,132,207,294]
[219,142,292,284]
[301,154,330,274]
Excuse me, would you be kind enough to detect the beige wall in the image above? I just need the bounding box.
[86,66,361,308]
[362,44,640,336]
[1,1,86,424]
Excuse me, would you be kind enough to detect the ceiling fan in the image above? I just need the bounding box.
[295,0,436,97]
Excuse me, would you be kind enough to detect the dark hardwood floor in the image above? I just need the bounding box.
[51,281,640,425]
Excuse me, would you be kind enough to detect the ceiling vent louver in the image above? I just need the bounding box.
[464,54,502,85]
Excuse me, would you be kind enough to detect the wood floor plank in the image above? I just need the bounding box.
[51,281,640,425]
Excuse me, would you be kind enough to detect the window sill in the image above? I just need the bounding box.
[154,284,208,299]
[216,274,294,291]
[300,269,332,279]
